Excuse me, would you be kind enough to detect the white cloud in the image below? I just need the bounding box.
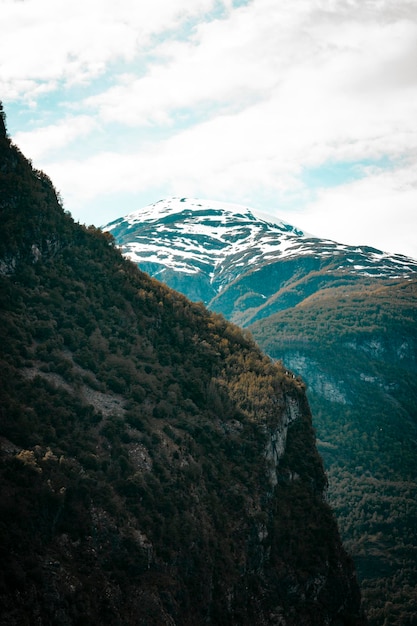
[73,0,417,182]
[83,5,277,125]
[0,0,225,99]
[2,0,417,258]
[284,161,417,259]
[14,116,98,160]
[80,0,417,128]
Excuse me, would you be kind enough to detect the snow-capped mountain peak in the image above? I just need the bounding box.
[104,197,312,277]
[111,197,305,233]
[103,197,417,323]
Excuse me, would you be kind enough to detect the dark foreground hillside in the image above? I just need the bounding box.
[0,105,366,624]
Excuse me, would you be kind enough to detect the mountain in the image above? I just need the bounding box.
[103,198,417,625]
[103,197,417,327]
[0,107,366,624]
[251,280,417,626]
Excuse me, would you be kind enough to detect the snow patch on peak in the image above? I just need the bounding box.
[106,197,310,237]
[103,197,417,288]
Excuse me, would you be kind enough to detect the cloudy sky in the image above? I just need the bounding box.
[2,0,417,258]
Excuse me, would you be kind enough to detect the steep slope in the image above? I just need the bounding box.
[104,198,417,625]
[0,108,366,624]
[103,197,417,326]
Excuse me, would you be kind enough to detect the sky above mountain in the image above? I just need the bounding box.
[2,0,417,259]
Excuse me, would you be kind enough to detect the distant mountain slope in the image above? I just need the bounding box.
[0,107,366,624]
[103,197,417,326]
[104,198,417,625]
[251,280,417,625]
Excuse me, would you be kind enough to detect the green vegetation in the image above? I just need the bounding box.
[252,281,417,346]
[0,107,365,624]
[251,281,417,625]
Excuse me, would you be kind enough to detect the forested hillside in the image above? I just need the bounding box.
[0,103,366,624]
[251,281,417,625]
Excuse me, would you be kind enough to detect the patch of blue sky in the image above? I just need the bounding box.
[231,0,252,8]
[4,55,150,132]
[204,0,251,18]
[150,0,251,48]
[238,156,396,219]
[5,90,81,135]
[3,97,45,135]
[301,156,394,190]
[148,2,231,48]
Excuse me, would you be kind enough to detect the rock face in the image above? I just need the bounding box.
[277,353,349,405]
[265,396,302,486]
[0,106,366,624]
